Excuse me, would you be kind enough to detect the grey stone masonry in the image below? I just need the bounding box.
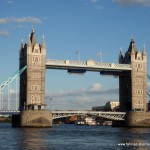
[119,38,147,112]
[19,28,46,111]
[12,28,52,127]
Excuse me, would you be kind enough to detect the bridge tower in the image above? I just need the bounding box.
[12,29,52,127]
[118,38,149,127]
[19,28,46,111]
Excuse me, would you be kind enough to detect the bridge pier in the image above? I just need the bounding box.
[112,112,150,127]
[125,112,150,127]
[112,120,126,127]
[12,110,52,127]
[12,28,53,128]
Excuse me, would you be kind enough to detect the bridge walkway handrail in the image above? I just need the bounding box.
[52,110,126,121]
[51,110,126,114]
[46,59,132,71]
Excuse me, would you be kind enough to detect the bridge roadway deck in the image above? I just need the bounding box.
[46,59,132,72]
[0,110,126,121]
[52,110,126,121]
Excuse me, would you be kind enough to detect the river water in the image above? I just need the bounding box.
[0,123,150,150]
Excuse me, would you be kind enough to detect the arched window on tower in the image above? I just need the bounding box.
[34,49,39,53]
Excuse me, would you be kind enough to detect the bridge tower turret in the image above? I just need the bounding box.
[117,38,150,127]
[119,48,124,63]
[131,43,147,112]
[19,28,46,111]
[119,38,147,112]
[12,29,52,127]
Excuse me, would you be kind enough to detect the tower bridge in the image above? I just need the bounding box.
[11,28,150,127]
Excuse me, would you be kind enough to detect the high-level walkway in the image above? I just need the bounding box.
[46,59,132,71]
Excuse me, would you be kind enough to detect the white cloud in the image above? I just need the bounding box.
[17,24,24,28]
[90,0,99,4]
[112,0,150,7]
[11,17,41,24]
[1,82,118,110]
[0,30,9,36]
[88,83,102,92]
[6,0,14,4]
[88,0,103,10]
[96,5,103,10]
[46,83,119,99]
[0,18,8,24]
[46,83,103,98]
[0,16,42,25]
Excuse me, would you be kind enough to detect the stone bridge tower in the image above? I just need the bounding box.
[118,38,149,127]
[19,28,46,111]
[119,38,147,112]
[12,29,52,127]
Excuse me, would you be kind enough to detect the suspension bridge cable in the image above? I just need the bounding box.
[147,74,150,81]
[16,77,18,110]
[0,65,27,90]
[0,66,27,110]
[147,74,150,96]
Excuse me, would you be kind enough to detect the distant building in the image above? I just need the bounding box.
[92,101,120,112]
[92,106,105,111]
[105,101,119,111]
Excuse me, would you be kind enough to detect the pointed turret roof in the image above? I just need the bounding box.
[127,37,138,54]
[41,35,46,48]
[119,48,124,63]
[142,44,146,56]
[20,38,24,49]
[119,48,123,57]
[30,28,37,46]
[27,34,32,47]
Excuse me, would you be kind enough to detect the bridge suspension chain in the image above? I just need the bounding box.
[0,65,27,110]
[147,74,150,80]
[147,74,150,96]
[0,65,27,90]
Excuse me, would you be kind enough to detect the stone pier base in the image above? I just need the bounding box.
[112,120,126,127]
[112,112,150,128]
[125,112,150,127]
[12,110,52,127]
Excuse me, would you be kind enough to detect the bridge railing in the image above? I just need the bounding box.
[46,59,132,71]
[52,110,126,121]
[0,110,126,121]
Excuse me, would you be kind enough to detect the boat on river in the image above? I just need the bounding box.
[74,117,96,125]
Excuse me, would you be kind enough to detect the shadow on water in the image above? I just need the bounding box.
[0,123,53,150]
[0,123,150,150]
[113,127,150,150]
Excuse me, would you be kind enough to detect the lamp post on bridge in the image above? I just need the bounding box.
[97,51,102,62]
[50,98,52,110]
[76,50,80,61]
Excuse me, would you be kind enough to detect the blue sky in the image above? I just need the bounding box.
[0,0,150,110]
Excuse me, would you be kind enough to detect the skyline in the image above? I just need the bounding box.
[0,0,150,110]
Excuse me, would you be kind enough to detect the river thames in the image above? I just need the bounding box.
[0,123,150,150]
